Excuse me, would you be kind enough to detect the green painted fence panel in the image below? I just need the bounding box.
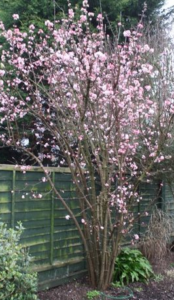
[162,182,174,239]
[0,164,86,291]
[138,181,161,236]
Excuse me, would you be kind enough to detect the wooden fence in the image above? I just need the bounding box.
[0,164,86,290]
[0,164,162,290]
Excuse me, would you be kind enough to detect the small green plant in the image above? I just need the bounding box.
[113,248,154,286]
[0,222,38,300]
[111,282,122,288]
[86,290,100,299]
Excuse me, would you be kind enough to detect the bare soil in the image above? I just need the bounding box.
[38,252,174,300]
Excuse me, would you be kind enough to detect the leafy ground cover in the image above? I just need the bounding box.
[38,251,174,300]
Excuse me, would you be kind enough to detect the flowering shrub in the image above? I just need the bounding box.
[0,0,174,290]
[0,222,38,300]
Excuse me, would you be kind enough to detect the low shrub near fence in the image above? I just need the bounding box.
[0,221,38,300]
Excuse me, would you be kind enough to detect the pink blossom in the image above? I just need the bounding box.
[82,0,89,7]
[137,23,143,29]
[143,44,150,52]
[88,12,94,17]
[68,9,74,18]
[6,29,13,39]
[44,143,49,147]
[97,14,103,21]
[29,24,35,31]
[12,14,19,20]
[145,85,151,91]
[134,234,139,240]
[16,57,25,70]
[123,30,131,38]
[45,20,54,28]
[165,100,171,106]
[65,215,70,220]
[80,15,87,23]
[94,51,106,61]
[38,29,44,34]
[0,21,5,30]
[141,64,153,74]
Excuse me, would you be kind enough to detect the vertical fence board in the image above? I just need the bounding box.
[50,172,55,265]
[11,170,16,228]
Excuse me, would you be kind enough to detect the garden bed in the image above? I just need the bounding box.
[38,252,174,300]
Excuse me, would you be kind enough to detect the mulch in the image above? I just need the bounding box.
[38,252,174,300]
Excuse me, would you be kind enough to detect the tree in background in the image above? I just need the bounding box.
[0,1,174,289]
[0,0,165,30]
[0,0,56,30]
[81,0,165,29]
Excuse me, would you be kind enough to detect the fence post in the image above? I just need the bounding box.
[50,171,55,265]
[11,170,16,228]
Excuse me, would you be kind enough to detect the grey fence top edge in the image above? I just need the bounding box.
[0,164,71,173]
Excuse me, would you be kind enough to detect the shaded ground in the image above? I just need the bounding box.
[38,252,174,300]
